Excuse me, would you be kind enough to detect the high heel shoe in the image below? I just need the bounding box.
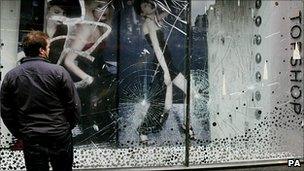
[139,134,149,144]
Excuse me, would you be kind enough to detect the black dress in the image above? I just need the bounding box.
[138,30,179,135]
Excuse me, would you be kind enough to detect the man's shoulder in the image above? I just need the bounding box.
[34,61,65,72]
[21,60,67,76]
[43,63,69,78]
[43,62,65,70]
[5,66,21,78]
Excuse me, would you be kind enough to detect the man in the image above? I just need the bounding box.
[0,31,81,171]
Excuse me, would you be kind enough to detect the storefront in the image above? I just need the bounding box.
[0,0,303,170]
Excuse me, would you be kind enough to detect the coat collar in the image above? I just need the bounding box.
[20,56,50,64]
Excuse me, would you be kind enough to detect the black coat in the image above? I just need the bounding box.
[0,56,81,140]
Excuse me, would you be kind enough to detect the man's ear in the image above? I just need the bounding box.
[39,47,43,53]
[39,47,45,55]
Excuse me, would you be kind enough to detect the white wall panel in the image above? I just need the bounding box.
[0,0,20,148]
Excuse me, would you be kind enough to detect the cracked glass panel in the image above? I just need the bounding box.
[118,0,188,146]
[1,0,188,169]
[115,0,188,168]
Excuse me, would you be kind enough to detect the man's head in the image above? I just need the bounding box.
[134,0,156,16]
[22,31,50,58]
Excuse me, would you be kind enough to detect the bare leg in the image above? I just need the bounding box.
[64,49,91,80]
[172,73,187,120]
[172,73,195,139]
[172,73,187,117]
[64,25,94,88]
[172,73,187,93]
[172,73,187,118]
[164,82,173,111]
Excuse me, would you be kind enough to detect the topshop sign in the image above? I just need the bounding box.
[289,10,302,115]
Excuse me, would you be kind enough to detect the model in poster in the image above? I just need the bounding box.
[134,0,194,142]
[46,0,118,144]
[47,0,113,88]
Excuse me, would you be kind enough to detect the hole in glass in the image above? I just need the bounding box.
[255,71,262,82]
[255,53,262,63]
[255,91,261,101]
[275,2,279,6]
[256,0,262,9]
[255,34,262,45]
[255,16,262,26]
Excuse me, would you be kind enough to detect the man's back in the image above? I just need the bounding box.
[1,31,79,171]
[1,56,80,140]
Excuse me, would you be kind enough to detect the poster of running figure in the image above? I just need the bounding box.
[46,0,118,146]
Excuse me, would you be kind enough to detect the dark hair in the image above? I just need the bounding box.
[133,0,151,15]
[49,0,81,17]
[22,31,49,57]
